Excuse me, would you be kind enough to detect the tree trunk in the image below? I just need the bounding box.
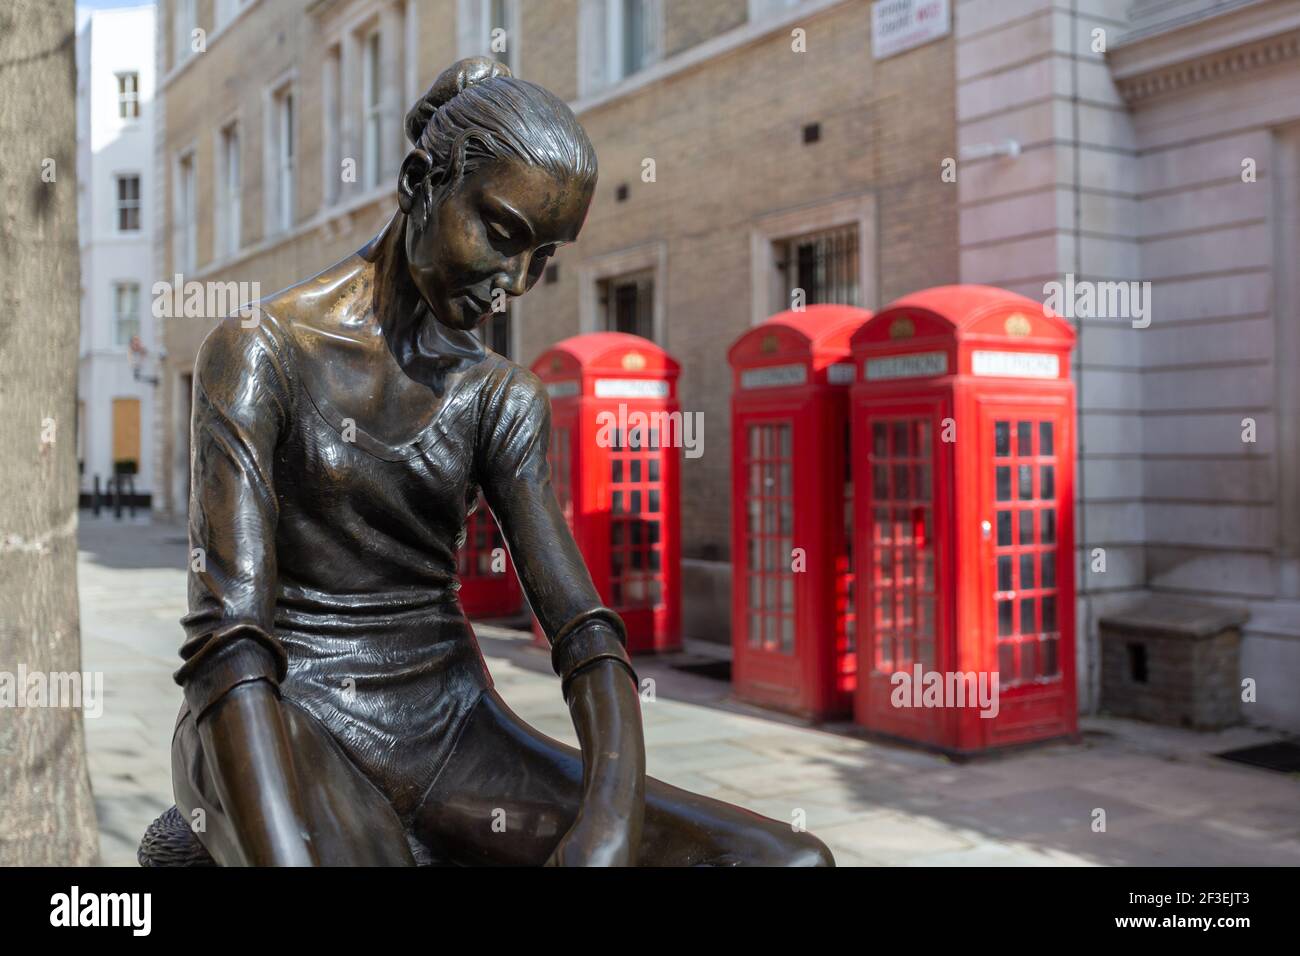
[0,0,99,865]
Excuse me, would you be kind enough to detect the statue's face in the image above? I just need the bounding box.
[406,158,593,332]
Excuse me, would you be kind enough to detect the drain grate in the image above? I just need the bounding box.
[1216,740,1300,773]
[669,659,732,682]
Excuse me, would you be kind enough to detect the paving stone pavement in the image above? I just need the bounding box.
[78,517,1300,866]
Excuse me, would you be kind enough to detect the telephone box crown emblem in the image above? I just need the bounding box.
[1004,313,1032,337]
[889,317,915,340]
[622,351,647,371]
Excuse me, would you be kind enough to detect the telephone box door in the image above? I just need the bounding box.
[975,398,1076,741]
[734,411,801,696]
[857,400,951,745]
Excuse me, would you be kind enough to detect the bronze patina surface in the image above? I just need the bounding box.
[165,58,834,867]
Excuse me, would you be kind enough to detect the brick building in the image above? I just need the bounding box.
[152,0,1300,731]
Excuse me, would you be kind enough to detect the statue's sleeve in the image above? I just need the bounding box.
[477,368,637,698]
[173,315,292,720]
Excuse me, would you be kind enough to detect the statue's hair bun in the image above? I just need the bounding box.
[405,57,513,145]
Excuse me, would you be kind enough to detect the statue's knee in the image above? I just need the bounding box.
[741,825,834,867]
[787,830,835,867]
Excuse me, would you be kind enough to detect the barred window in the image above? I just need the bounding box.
[598,270,654,341]
[775,224,859,308]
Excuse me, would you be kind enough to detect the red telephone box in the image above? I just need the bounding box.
[850,285,1077,752]
[455,497,523,618]
[531,333,682,654]
[728,305,872,719]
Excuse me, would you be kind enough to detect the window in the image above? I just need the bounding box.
[598,270,654,340]
[115,174,141,232]
[775,224,860,308]
[269,84,295,233]
[174,0,196,66]
[113,282,141,347]
[457,0,519,72]
[750,193,875,324]
[216,122,241,257]
[579,0,662,97]
[322,45,342,206]
[214,0,248,31]
[174,152,196,271]
[117,73,139,120]
[362,30,382,189]
[749,0,805,21]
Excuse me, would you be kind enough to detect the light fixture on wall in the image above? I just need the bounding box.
[128,336,164,387]
[959,139,1022,162]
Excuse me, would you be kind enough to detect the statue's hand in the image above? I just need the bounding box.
[544,807,635,867]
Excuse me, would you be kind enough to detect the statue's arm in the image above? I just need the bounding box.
[478,370,646,865]
[175,316,316,865]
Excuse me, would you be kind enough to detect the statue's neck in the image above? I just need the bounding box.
[364,212,484,381]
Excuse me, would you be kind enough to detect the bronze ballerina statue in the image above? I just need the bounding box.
[164,58,834,866]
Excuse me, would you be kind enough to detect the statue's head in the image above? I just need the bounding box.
[397,57,598,332]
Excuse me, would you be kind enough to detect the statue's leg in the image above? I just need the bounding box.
[413,689,834,866]
[172,695,416,866]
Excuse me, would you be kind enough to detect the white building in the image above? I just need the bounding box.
[76,3,158,507]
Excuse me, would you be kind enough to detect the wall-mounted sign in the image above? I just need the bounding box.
[864,351,948,381]
[971,350,1059,379]
[546,380,580,399]
[594,378,670,399]
[741,363,808,390]
[871,0,951,61]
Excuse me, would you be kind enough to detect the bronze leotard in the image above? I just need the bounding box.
[172,252,624,822]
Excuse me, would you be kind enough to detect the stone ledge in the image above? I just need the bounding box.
[1099,596,1250,640]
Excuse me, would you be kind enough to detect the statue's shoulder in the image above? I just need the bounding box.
[195,254,372,399]
[259,253,375,347]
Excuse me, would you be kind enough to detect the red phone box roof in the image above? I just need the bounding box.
[532,332,681,382]
[852,285,1075,354]
[728,304,873,370]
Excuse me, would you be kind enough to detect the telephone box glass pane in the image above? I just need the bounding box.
[1019,553,1035,590]
[990,414,1064,688]
[610,411,669,615]
[743,421,795,654]
[995,421,1010,457]
[867,416,936,675]
[998,556,1012,592]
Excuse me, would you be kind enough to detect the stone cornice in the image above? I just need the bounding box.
[1112,27,1300,104]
